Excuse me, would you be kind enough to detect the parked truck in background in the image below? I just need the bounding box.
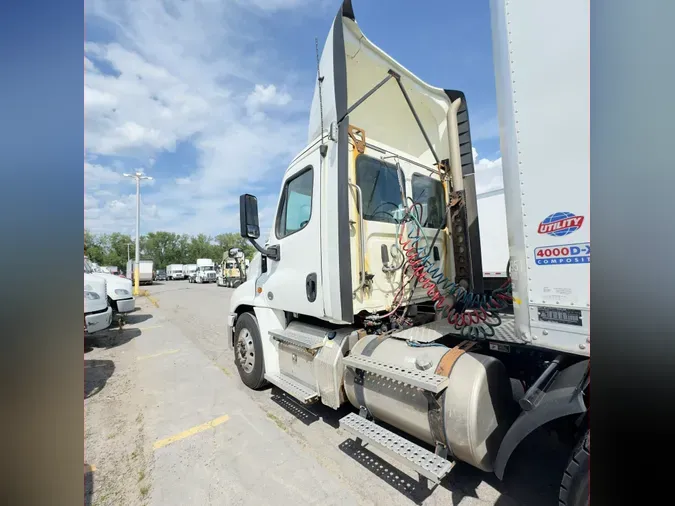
[217,249,247,288]
[166,264,185,280]
[86,257,135,316]
[476,188,511,292]
[183,264,198,281]
[84,272,112,334]
[126,259,154,285]
[192,258,217,284]
[227,1,589,505]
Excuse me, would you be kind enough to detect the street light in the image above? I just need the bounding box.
[123,171,153,295]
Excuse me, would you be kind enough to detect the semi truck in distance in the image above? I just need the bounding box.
[227,1,589,505]
[217,249,247,288]
[166,264,185,280]
[183,264,198,280]
[192,258,217,283]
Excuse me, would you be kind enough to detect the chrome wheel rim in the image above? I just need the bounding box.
[237,328,255,373]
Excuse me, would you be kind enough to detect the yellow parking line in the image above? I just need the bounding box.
[153,415,230,450]
[85,464,96,473]
[137,349,180,361]
[144,294,159,308]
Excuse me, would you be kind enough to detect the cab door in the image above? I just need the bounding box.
[258,147,324,318]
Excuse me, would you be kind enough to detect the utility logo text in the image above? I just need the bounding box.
[537,212,584,237]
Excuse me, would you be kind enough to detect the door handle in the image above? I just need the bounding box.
[306,273,317,303]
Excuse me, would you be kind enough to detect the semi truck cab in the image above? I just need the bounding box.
[227,1,589,503]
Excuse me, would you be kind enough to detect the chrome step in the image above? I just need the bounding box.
[343,355,449,393]
[340,412,454,484]
[264,373,319,404]
[269,328,324,350]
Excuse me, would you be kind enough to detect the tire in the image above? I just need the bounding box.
[233,312,266,390]
[559,430,590,506]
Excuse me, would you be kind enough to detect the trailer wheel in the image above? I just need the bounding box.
[233,312,266,390]
[559,430,590,506]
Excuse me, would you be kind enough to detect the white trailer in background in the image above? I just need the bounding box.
[227,1,589,504]
[126,259,154,285]
[476,188,511,289]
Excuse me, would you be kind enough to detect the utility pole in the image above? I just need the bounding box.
[127,243,132,262]
[123,171,153,295]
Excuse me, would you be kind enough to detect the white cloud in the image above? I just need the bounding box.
[85,162,123,188]
[84,0,315,236]
[473,147,504,194]
[245,84,292,115]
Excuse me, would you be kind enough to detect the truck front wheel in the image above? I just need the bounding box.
[559,430,590,506]
[233,312,266,390]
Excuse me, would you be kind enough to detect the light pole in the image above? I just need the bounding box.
[123,171,153,295]
[127,243,132,262]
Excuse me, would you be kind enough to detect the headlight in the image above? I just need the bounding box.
[84,291,100,300]
[115,289,130,296]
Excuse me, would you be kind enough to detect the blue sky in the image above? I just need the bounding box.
[84,0,504,238]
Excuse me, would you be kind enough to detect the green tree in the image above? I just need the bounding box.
[142,231,183,269]
[215,232,256,260]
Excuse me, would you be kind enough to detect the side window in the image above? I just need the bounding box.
[355,155,405,224]
[276,167,313,238]
[412,173,447,228]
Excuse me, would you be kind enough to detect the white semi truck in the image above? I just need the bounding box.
[183,264,198,280]
[86,257,135,315]
[166,264,185,280]
[192,258,217,283]
[227,1,589,504]
[84,273,112,334]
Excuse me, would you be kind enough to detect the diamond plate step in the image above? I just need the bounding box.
[343,355,449,393]
[269,328,324,350]
[340,412,454,484]
[264,373,319,404]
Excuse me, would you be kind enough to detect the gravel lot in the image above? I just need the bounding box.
[84,281,569,506]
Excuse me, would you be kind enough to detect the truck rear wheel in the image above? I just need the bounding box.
[559,430,590,506]
[233,312,266,390]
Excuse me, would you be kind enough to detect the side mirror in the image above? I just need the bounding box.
[239,193,281,261]
[240,194,260,239]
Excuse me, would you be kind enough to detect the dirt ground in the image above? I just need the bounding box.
[84,281,569,506]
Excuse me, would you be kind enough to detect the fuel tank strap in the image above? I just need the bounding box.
[428,340,476,450]
[353,335,390,412]
[435,340,476,377]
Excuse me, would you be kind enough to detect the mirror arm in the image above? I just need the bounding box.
[246,238,280,261]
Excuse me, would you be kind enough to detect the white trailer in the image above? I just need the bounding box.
[228,1,589,504]
[166,264,185,280]
[126,259,154,285]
